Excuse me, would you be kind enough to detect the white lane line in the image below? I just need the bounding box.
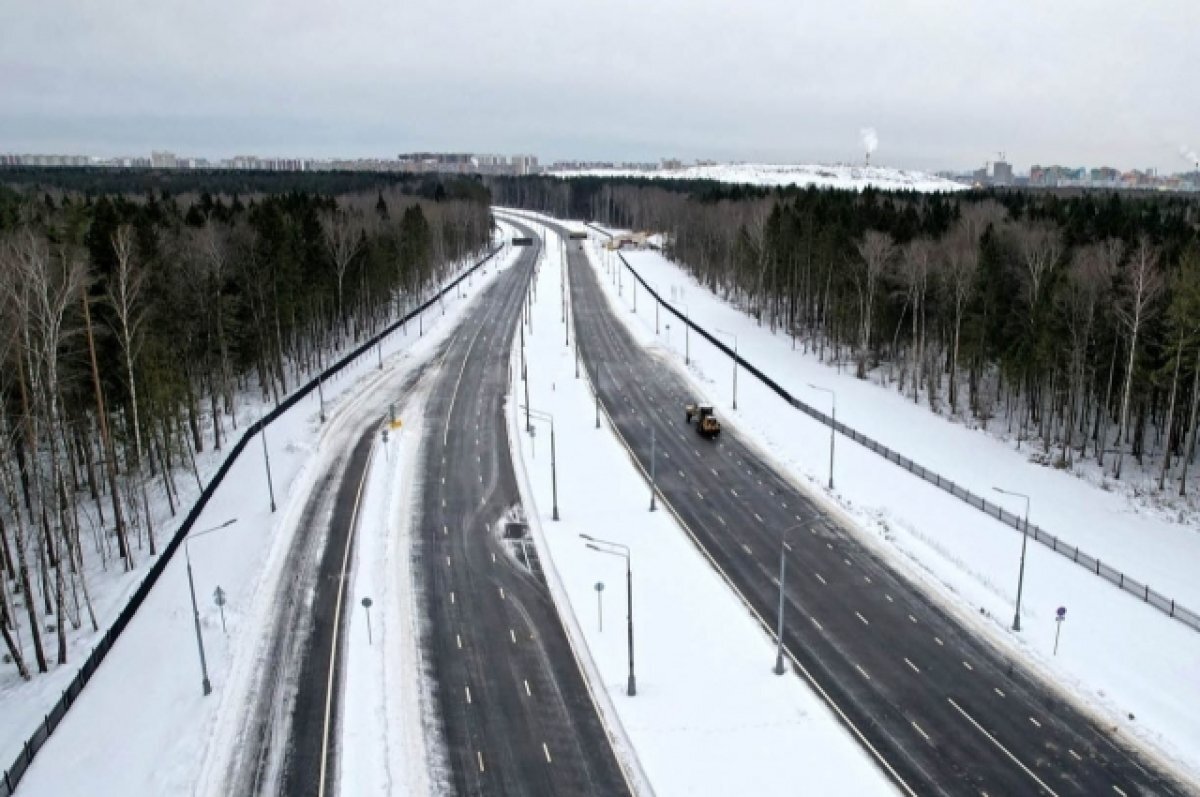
[844,558,852,566]
[477,751,485,773]
[782,501,788,509]
[694,449,701,458]
[826,542,834,550]
[456,634,462,649]
[731,488,740,497]
[678,469,686,479]
[796,514,803,522]
[904,658,920,674]
[1068,749,1082,761]
[446,556,451,567]
[443,525,448,535]
[441,476,445,485]
[947,697,1060,797]
[885,594,894,603]
[815,572,827,585]
[934,637,944,646]
[696,490,704,500]
[543,742,553,763]
[450,591,455,604]
[491,552,497,564]
[864,575,872,584]
[994,688,1006,698]
[783,542,792,552]
[717,515,726,526]
[510,629,517,644]
[710,467,719,477]
[855,611,870,626]
[742,543,753,555]
[1029,717,1041,728]
[499,587,505,600]
[911,721,931,742]
[856,664,871,681]
[524,680,532,697]
[465,685,472,704]
[811,616,823,631]
[908,614,918,624]
[962,660,973,671]
[810,526,817,535]
[1113,787,1128,797]
[754,512,764,523]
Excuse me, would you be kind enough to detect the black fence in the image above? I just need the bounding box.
[0,246,502,797]
[577,221,1200,636]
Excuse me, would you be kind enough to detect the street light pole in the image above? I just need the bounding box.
[184,518,237,696]
[808,384,836,490]
[716,329,739,410]
[993,487,1031,632]
[524,407,558,520]
[773,520,812,675]
[679,303,690,366]
[581,535,635,696]
[649,426,657,511]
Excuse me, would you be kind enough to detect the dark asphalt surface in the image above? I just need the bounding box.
[413,220,631,797]
[225,346,441,796]
[541,215,1193,797]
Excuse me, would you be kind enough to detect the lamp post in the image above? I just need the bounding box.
[581,534,636,696]
[993,487,1031,632]
[808,384,836,490]
[523,406,559,520]
[649,426,657,512]
[715,328,739,410]
[185,518,238,696]
[774,519,815,675]
[679,303,691,366]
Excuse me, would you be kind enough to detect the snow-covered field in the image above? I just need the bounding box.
[501,214,898,795]
[7,231,521,796]
[547,163,966,193]
[504,209,1200,788]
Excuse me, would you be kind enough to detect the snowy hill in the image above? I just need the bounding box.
[549,163,967,193]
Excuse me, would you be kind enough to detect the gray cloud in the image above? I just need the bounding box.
[1,0,1197,172]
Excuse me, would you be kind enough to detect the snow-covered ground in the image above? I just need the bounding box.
[547,163,965,193]
[504,209,1200,788]
[8,230,521,796]
[502,214,898,796]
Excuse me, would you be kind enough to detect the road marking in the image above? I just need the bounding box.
[934,637,944,646]
[710,467,719,476]
[911,721,931,742]
[694,449,701,458]
[456,634,462,649]
[443,525,448,535]
[863,575,872,584]
[510,629,517,644]
[731,488,739,497]
[315,441,378,793]
[962,660,973,671]
[465,685,472,704]
[754,513,764,523]
[781,501,788,509]
[826,542,833,550]
[1068,749,1082,761]
[1113,787,1127,797]
[994,688,1006,698]
[441,476,445,485]
[499,587,505,600]
[783,542,792,552]
[450,591,455,604]
[678,469,686,479]
[885,594,894,603]
[742,543,753,555]
[908,614,918,624]
[811,616,823,631]
[446,556,452,567]
[524,679,531,696]
[543,742,553,763]
[815,572,827,585]
[844,558,852,566]
[905,658,920,674]
[442,498,446,508]
[856,611,869,626]
[696,490,704,500]
[856,664,871,681]
[717,515,726,526]
[491,552,497,564]
[947,697,1060,797]
[477,751,485,773]
[1029,717,1041,728]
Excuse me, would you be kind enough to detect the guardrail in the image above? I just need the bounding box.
[574,220,1200,636]
[0,246,502,796]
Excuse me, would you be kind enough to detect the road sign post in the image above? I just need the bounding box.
[213,586,227,633]
[595,582,605,632]
[1054,606,1066,655]
[362,597,374,645]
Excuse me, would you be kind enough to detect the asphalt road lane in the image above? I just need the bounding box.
[546,216,1190,797]
[413,220,631,797]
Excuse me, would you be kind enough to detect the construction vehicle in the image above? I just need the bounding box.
[684,402,721,439]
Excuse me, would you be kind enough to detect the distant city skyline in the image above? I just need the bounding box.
[2,1,1196,176]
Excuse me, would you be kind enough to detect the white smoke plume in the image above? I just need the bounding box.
[861,127,879,155]
[1180,144,1200,169]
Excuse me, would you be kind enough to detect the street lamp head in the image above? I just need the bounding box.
[579,533,596,542]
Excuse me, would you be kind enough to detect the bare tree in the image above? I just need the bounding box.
[1112,237,1164,479]
[899,238,933,403]
[322,207,363,341]
[853,230,895,378]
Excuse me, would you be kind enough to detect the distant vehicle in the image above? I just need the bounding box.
[568,231,588,240]
[512,236,534,246]
[684,403,721,438]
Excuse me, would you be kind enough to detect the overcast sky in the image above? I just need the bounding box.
[2,1,1198,173]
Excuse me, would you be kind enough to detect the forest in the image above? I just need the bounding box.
[0,170,492,679]
[491,176,1200,504]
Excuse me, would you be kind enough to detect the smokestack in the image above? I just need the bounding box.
[860,127,878,167]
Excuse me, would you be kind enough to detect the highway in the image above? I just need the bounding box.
[535,214,1191,797]
[412,219,631,796]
